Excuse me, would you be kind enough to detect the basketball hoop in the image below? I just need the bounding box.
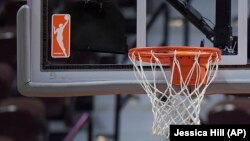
[129,46,221,138]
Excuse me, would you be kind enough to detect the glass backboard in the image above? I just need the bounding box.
[17,0,250,97]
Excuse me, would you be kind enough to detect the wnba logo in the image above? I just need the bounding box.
[51,14,71,58]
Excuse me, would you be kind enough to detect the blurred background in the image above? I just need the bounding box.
[0,0,250,141]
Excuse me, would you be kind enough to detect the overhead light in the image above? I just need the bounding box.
[0,32,15,39]
[97,136,107,141]
[169,18,184,27]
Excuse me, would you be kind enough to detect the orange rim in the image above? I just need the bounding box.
[129,46,221,64]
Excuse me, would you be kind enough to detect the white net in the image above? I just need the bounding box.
[129,50,220,138]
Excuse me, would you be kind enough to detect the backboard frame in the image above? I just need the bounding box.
[17,0,250,97]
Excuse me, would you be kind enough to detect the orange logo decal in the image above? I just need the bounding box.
[51,14,71,58]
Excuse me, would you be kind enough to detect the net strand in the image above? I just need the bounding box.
[129,50,220,138]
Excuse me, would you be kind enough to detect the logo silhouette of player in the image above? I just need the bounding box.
[53,15,70,57]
